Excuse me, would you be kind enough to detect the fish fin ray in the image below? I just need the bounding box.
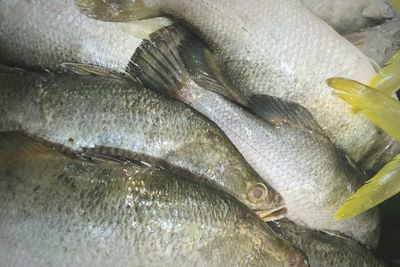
[247,94,325,135]
[61,63,120,78]
[75,0,160,21]
[127,24,234,100]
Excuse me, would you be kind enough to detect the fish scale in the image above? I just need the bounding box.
[74,0,399,172]
[0,69,286,220]
[0,132,307,267]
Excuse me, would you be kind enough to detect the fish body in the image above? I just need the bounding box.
[0,132,306,267]
[0,70,285,219]
[303,0,394,34]
[127,25,380,247]
[0,0,171,72]
[269,219,387,267]
[76,0,400,172]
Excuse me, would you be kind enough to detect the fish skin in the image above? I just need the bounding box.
[269,219,387,267]
[75,0,400,172]
[127,25,380,247]
[0,0,172,72]
[175,81,380,247]
[303,0,394,35]
[0,70,285,220]
[0,132,307,267]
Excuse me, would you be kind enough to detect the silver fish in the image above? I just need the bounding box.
[127,24,380,247]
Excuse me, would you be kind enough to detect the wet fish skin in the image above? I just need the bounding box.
[127,25,380,247]
[0,0,172,72]
[0,132,307,267]
[0,70,285,220]
[269,219,387,267]
[75,0,399,172]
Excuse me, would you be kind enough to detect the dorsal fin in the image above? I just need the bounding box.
[247,94,325,135]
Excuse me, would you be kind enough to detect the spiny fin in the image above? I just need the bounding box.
[336,154,400,219]
[0,132,56,166]
[327,77,400,140]
[75,0,161,21]
[247,95,325,135]
[369,50,400,96]
[61,63,120,78]
[127,24,234,100]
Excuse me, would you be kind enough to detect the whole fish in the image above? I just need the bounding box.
[127,24,380,247]
[75,0,400,172]
[269,219,387,267]
[0,69,286,221]
[303,0,394,34]
[0,0,172,72]
[0,132,308,267]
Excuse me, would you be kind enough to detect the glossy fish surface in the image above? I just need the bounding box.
[0,132,306,267]
[0,70,286,220]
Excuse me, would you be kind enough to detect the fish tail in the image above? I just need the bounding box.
[369,50,400,96]
[335,154,400,219]
[127,23,234,101]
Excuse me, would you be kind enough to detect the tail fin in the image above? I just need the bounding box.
[126,24,235,100]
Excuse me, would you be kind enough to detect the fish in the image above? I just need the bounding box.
[302,0,394,34]
[0,68,286,221]
[0,132,308,267]
[75,0,400,173]
[269,219,387,267]
[0,0,172,73]
[126,24,380,247]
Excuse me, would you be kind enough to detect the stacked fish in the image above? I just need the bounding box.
[0,0,398,266]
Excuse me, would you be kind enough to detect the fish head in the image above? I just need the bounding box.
[244,181,287,222]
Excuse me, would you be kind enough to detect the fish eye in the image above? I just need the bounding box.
[248,183,268,203]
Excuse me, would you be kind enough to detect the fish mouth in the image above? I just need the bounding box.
[255,207,288,222]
